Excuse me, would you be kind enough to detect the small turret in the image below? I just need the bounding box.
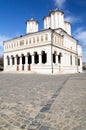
[64,21,71,35]
[26,18,38,34]
[43,9,64,30]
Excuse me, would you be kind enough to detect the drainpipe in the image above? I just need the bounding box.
[51,29,54,74]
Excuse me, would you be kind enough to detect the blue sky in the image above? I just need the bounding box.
[0,0,86,62]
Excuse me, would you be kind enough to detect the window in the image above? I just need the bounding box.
[37,37,39,42]
[41,36,43,42]
[45,34,48,41]
[33,37,35,43]
[20,40,24,46]
[26,39,28,44]
[29,38,31,44]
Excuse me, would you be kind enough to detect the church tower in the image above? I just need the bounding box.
[26,18,38,34]
[43,9,71,35]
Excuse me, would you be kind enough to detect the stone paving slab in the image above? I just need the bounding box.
[0,72,86,130]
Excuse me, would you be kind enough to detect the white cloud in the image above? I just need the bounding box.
[74,28,86,45]
[54,0,66,8]
[74,28,86,62]
[0,35,9,47]
[65,16,81,24]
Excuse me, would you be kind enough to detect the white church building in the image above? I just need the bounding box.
[4,9,82,74]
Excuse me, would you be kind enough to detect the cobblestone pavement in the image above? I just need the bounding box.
[0,72,86,130]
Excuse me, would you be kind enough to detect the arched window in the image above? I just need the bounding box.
[41,36,43,42]
[34,52,39,64]
[33,37,35,43]
[29,38,31,44]
[45,34,48,41]
[37,37,39,42]
[42,51,47,64]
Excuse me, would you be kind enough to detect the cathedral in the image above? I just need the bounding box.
[4,9,82,74]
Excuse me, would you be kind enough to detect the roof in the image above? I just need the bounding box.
[26,18,39,24]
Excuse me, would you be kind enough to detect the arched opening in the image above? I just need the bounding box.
[16,55,20,71]
[53,51,56,63]
[28,53,32,64]
[11,56,15,65]
[41,51,47,64]
[78,58,80,66]
[17,55,20,65]
[28,53,32,71]
[34,52,39,64]
[7,56,10,65]
[58,53,62,64]
[22,54,25,65]
[22,54,25,71]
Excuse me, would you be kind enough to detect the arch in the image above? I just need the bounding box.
[16,55,20,65]
[27,53,32,64]
[34,52,39,64]
[11,55,15,65]
[7,56,10,65]
[58,52,62,64]
[41,51,47,64]
[53,51,57,63]
[21,54,25,65]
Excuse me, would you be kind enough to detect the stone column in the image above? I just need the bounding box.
[32,55,34,64]
[47,49,52,65]
[15,57,17,65]
[61,55,63,72]
[15,57,17,71]
[56,55,58,64]
[20,56,22,71]
[25,55,28,71]
[10,57,12,66]
[39,54,41,64]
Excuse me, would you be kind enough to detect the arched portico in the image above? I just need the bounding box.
[41,51,47,64]
[34,52,39,64]
[27,53,32,70]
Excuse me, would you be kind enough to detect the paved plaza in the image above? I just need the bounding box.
[0,72,86,130]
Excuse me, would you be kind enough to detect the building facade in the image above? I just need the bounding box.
[4,9,82,74]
